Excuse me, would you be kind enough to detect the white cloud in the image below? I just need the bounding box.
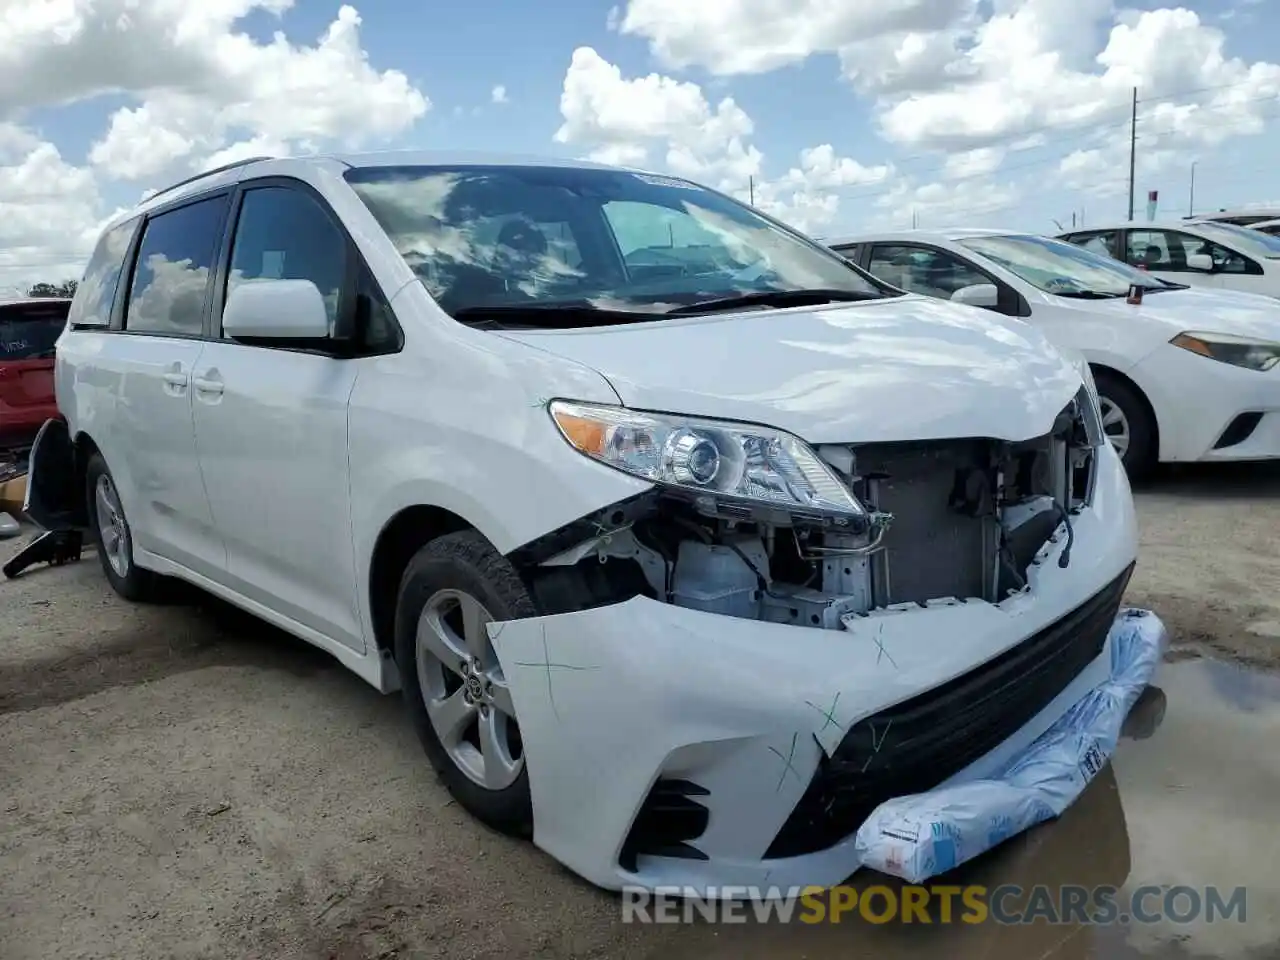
[554,47,891,233]
[617,0,977,76]
[86,5,428,180]
[878,6,1280,154]
[0,1,429,293]
[0,124,105,295]
[869,176,1024,230]
[491,84,509,105]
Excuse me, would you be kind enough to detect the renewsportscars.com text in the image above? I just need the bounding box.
[622,884,1247,926]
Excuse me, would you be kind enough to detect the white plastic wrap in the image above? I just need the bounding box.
[854,607,1167,883]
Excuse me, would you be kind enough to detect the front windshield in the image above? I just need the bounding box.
[1193,221,1280,258]
[958,233,1169,296]
[344,164,885,319]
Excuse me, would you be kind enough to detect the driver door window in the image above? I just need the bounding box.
[1125,229,1256,275]
[868,244,990,300]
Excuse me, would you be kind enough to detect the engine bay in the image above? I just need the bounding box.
[515,392,1101,629]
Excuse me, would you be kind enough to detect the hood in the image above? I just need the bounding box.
[1067,285,1280,340]
[497,295,1083,445]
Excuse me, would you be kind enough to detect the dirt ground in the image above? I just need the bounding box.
[2,462,1279,960]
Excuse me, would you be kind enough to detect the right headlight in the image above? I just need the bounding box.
[1171,332,1280,371]
[548,400,869,525]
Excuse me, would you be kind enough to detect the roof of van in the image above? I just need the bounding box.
[114,150,656,231]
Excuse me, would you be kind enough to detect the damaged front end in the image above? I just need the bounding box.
[487,383,1144,893]
[511,385,1106,626]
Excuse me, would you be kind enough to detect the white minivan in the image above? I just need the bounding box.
[27,152,1138,894]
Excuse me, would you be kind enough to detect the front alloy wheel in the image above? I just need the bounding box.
[1097,395,1131,462]
[415,589,523,791]
[394,530,535,836]
[1092,370,1156,480]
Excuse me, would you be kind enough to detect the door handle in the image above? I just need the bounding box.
[193,370,224,396]
[162,372,188,387]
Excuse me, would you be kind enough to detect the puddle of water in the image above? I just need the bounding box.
[629,658,1280,960]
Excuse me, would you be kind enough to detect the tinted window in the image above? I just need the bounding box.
[868,244,990,299]
[1127,229,1255,274]
[344,164,883,321]
[68,218,138,328]
[225,187,347,333]
[0,301,70,361]
[125,197,229,335]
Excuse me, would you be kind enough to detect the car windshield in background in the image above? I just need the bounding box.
[0,301,69,361]
[959,234,1172,298]
[1193,221,1280,259]
[344,164,888,324]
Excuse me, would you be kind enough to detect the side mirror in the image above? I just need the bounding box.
[222,279,331,340]
[950,283,1000,308]
[1185,252,1215,272]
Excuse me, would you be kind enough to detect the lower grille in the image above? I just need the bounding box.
[619,778,710,872]
[1214,412,1263,450]
[765,563,1134,859]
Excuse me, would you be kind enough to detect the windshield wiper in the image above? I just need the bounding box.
[1053,290,1127,300]
[451,302,666,329]
[664,288,884,316]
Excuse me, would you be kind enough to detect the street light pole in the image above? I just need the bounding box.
[1189,161,1197,217]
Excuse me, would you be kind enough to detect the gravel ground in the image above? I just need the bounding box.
[2,462,1278,960]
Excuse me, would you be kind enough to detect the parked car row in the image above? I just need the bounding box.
[11,152,1265,897]
[822,229,1280,476]
[1056,219,1280,298]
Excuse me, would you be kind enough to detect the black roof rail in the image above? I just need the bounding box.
[146,156,276,204]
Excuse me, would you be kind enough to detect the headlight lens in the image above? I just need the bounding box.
[1171,331,1280,371]
[549,400,867,520]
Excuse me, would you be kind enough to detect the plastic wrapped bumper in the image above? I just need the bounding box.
[854,607,1166,883]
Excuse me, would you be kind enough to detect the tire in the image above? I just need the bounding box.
[394,530,536,837]
[84,452,161,601]
[1093,371,1157,481]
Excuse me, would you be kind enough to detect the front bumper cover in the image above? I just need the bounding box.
[487,443,1146,894]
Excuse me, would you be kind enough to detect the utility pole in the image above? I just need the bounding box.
[749,176,754,205]
[912,208,918,229]
[1189,161,1197,217]
[1127,87,1137,221]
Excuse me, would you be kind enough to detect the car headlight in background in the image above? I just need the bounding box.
[1171,332,1280,371]
[549,400,868,522]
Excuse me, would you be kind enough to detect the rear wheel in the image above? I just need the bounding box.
[1093,371,1156,480]
[394,530,535,837]
[85,453,161,601]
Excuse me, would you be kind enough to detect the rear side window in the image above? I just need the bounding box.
[0,301,70,361]
[67,218,138,328]
[124,196,230,336]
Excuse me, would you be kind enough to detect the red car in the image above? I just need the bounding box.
[0,297,71,449]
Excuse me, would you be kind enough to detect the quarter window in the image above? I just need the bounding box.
[1067,231,1121,260]
[68,218,138,328]
[225,187,347,333]
[124,197,230,336]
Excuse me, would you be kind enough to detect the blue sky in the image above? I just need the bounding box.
[4,0,1280,291]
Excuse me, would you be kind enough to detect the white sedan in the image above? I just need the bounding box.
[1056,219,1280,298]
[826,229,1280,476]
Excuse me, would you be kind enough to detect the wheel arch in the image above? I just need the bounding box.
[368,504,477,658]
[1089,362,1162,460]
